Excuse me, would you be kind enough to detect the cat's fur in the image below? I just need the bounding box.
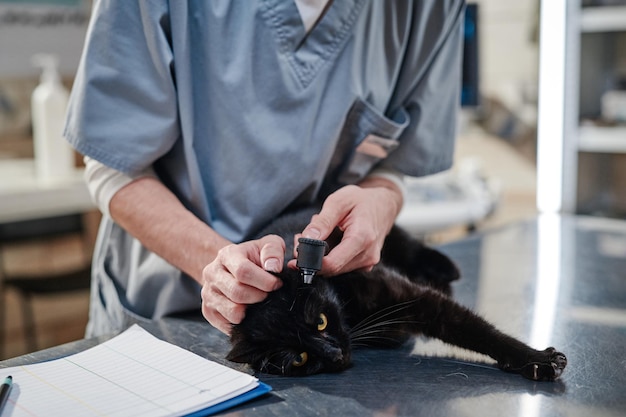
[226,208,567,381]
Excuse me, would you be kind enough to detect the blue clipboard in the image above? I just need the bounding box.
[186,382,272,416]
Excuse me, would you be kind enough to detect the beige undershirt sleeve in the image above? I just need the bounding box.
[365,167,407,204]
[83,156,157,218]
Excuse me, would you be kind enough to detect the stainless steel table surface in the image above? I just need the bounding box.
[2,214,625,417]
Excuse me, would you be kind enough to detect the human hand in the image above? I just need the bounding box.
[288,180,403,276]
[201,235,285,335]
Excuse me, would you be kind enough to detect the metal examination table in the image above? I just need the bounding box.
[2,214,625,416]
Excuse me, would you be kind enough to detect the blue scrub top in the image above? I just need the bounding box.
[65,0,465,335]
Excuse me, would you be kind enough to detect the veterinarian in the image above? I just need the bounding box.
[65,0,465,336]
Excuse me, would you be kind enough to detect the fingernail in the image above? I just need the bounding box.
[273,279,283,291]
[304,228,320,239]
[264,258,280,273]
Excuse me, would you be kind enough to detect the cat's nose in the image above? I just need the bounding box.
[338,349,351,365]
[325,346,344,363]
[324,346,351,366]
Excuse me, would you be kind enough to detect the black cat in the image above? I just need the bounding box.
[226,208,567,381]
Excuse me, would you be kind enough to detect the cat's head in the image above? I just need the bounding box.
[226,269,351,376]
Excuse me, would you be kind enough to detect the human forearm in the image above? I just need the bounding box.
[109,176,231,284]
[357,174,404,222]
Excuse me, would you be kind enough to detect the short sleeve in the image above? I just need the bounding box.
[381,1,465,177]
[64,0,179,176]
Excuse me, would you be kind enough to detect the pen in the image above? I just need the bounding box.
[0,376,12,415]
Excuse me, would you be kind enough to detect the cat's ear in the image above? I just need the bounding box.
[226,345,255,363]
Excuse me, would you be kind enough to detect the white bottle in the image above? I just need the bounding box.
[31,54,75,183]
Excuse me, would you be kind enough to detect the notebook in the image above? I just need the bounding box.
[0,324,271,417]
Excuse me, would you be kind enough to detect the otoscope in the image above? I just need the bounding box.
[296,237,329,284]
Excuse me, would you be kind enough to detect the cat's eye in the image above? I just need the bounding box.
[292,352,308,367]
[317,313,328,331]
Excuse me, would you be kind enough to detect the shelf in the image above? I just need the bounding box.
[540,2,626,213]
[580,6,626,32]
[0,159,92,223]
[578,125,626,153]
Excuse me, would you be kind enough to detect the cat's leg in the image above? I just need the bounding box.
[411,289,567,381]
[381,226,460,293]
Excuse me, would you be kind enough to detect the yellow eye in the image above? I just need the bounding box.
[317,313,328,331]
[292,352,308,367]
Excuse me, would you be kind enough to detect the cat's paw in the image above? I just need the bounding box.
[518,347,567,381]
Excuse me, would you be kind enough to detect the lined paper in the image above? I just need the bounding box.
[1,325,261,417]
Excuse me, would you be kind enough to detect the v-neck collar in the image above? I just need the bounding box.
[260,0,367,88]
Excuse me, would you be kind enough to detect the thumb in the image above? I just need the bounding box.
[301,210,340,241]
[302,192,352,240]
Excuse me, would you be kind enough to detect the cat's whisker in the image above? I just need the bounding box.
[350,334,407,346]
[349,318,422,346]
[350,321,418,339]
[350,317,423,342]
[349,301,418,335]
[349,300,417,334]
[350,318,420,336]
[261,351,292,375]
[351,315,414,333]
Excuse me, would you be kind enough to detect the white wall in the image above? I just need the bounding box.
[0,2,90,78]
[472,0,540,112]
